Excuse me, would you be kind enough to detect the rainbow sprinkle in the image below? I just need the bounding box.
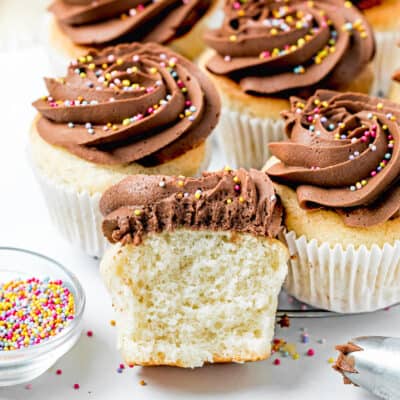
[0,278,75,351]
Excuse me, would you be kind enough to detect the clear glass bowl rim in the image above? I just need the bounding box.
[0,246,86,364]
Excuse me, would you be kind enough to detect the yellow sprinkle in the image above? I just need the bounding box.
[88,63,95,70]
[270,28,278,35]
[78,56,86,63]
[110,320,116,326]
[237,9,245,16]
[328,357,335,364]
[134,209,142,216]
[344,1,352,8]
[86,55,93,62]
[177,180,184,187]
[116,58,123,66]
[226,199,232,204]
[229,35,237,42]
[239,196,245,203]
[79,72,86,78]
[292,353,300,360]
[149,67,157,74]
[194,190,202,200]
[360,31,367,39]
[122,79,131,87]
[122,118,131,126]
[224,165,232,172]
[377,103,384,110]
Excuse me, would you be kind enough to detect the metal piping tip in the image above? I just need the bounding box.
[334,336,400,400]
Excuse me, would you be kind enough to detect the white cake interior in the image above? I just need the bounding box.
[101,229,288,368]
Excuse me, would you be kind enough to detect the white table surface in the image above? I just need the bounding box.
[0,5,399,399]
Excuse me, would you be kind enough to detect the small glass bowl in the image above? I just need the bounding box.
[0,247,85,386]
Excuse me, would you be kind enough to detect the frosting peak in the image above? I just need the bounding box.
[267,90,400,227]
[204,0,375,96]
[49,0,213,46]
[100,168,283,244]
[32,43,220,166]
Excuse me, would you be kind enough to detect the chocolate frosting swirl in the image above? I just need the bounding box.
[267,90,400,228]
[100,168,283,244]
[49,0,213,46]
[32,42,220,166]
[204,0,375,96]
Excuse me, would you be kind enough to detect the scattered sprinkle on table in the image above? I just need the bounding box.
[278,314,291,328]
[110,320,116,327]
[56,369,62,375]
[307,348,315,357]
[0,278,75,351]
[139,380,147,386]
[73,383,80,390]
[273,358,281,366]
[328,357,335,364]
[87,330,93,337]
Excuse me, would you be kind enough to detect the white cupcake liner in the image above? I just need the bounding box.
[214,108,286,169]
[33,167,108,258]
[370,31,400,97]
[283,231,400,313]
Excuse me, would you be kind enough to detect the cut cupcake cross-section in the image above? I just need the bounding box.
[100,168,288,368]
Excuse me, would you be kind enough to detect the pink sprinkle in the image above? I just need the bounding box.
[119,363,125,369]
[307,349,315,357]
[56,369,62,375]
[273,359,281,365]
[73,384,80,390]
[25,384,32,390]
[371,171,377,177]
[87,330,93,337]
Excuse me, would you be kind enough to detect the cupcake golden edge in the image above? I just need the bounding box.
[99,169,288,368]
[30,42,221,257]
[263,89,400,313]
[200,0,375,169]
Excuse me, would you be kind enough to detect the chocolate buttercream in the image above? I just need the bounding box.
[32,42,220,166]
[100,168,283,244]
[49,0,213,46]
[267,90,400,228]
[204,0,375,96]
[333,342,363,385]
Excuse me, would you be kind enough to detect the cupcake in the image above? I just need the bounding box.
[30,42,221,257]
[354,0,400,96]
[100,168,288,367]
[201,0,375,169]
[48,0,220,67]
[265,89,400,313]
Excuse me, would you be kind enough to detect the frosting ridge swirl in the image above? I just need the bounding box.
[267,90,400,227]
[49,0,213,46]
[33,42,220,166]
[100,168,283,244]
[204,0,375,96]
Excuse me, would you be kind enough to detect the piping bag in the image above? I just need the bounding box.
[334,336,400,400]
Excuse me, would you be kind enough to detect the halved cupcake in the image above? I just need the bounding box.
[200,0,375,169]
[265,89,400,313]
[30,42,220,257]
[100,168,288,367]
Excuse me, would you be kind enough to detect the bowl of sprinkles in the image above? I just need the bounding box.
[0,247,85,386]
